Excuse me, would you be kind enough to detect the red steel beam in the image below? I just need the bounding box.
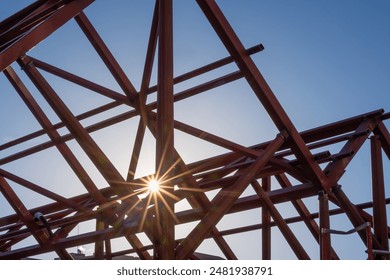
[0,176,73,259]
[252,180,310,259]
[276,174,339,260]
[325,118,380,187]
[0,0,94,72]
[127,120,147,181]
[319,191,332,260]
[17,56,151,259]
[323,119,384,248]
[196,0,327,190]
[374,121,390,160]
[17,56,132,195]
[175,132,286,259]
[1,178,388,259]
[29,56,129,104]
[94,220,105,259]
[0,70,244,166]
[260,177,271,260]
[0,0,48,34]
[3,66,108,209]
[127,0,159,182]
[370,135,389,252]
[0,0,64,51]
[154,0,175,259]
[173,153,238,260]
[74,11,138,102]
[144,114,238,260]
[138,0,159,113]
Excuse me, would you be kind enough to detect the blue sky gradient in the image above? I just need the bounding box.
[0,0,389,259]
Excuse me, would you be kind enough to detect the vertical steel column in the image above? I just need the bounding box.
[104,232,112,260]
[94,219,105,259]
[366,224,373,260]
[155,0,175,259]
[261,177,271,260]
[332,185,381,249]
[370,136,389,253]
[319,191,331,260]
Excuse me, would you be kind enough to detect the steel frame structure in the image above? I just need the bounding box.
[0,0,389,260]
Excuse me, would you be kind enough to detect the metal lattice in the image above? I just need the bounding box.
[0,0,389,260]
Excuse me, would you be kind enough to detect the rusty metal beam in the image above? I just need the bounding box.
[127,1,159,183]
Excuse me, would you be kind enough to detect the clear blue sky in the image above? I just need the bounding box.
[0,0,389,259]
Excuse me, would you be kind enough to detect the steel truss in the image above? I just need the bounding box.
[0,0,389,260]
